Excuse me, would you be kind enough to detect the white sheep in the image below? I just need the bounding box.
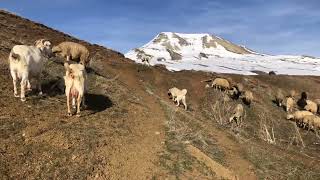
[229,104,244,126]
[285,97,294,112]
[287,110,314,126]
[52,41,90,66]
[64,62,87,117]
[241,91,253,106]
[305,100,318,114]
[9,40,52,101]
[211,78,230,91]
[301,115,320,130]
[168,87,187,110]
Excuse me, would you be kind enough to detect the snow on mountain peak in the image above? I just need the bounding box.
[125,32,320,76]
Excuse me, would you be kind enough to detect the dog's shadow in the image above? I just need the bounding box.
[85,93,113,113]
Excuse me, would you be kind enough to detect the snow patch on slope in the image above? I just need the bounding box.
[125,32,320,76]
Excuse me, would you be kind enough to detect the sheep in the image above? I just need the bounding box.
[289,90,296,98]
[284,97,294,112]
[52,41,90,66]
[167,87,187,110]
[240,91,253,106]
[297,92,308,109]
[228,87,239,99]
[64,62,87,117]
[305,100,318,114]
[211,78,230,91]
[9,40,52,101]
[235,83,244,94]
[168,87,180,102]
[301,115,320,130]
[229,104,244,126]
[274,89,285,107]
[287,110,314,126]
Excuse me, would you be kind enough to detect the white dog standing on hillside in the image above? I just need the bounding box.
[168,87,188,110]
[64,62,87,117]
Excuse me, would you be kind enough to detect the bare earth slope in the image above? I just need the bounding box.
[1,10,320,179]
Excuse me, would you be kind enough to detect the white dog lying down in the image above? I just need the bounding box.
[168,87,188,110]
[64,62,87,117]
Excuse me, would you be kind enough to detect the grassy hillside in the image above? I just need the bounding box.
[1,10,320,179]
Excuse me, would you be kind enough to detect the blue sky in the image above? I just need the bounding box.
[2,0,320,56]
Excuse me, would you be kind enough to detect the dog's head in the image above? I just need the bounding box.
[34,39,53,58]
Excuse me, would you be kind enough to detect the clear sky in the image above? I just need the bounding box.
[2,0,320,56]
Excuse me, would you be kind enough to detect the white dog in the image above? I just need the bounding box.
[168,87,188,110]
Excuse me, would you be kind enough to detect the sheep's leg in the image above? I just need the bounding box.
[76,95,82,117]
[10,70,19,97]
[20,76,28,101]
[182,97,187,110]
[66,55,70,61]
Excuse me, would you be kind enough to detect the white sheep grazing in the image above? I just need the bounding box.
[52,41,90,66]
[275,89,284,107]
[64,62,87,117]
[287,111,314,126]
[241,91,253,107]
[168,87,180,102]
[168,87,188,110]
[285,97,294,112]
[9,40,52,101]
[229,104,244,126]
[302,115,320,130]
[305,100,318,114]
[211,78,230,91]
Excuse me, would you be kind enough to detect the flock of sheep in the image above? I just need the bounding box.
[7,39,320,130]
[8,39,90,116]
[168,76,320,133]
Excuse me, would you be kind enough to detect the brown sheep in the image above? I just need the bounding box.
[241,91,253,106]
[52,41,90,66]
[211,78,230,91]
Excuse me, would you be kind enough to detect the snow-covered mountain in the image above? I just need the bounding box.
[125,32,320,75]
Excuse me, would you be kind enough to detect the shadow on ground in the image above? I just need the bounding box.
[85,93,113,113]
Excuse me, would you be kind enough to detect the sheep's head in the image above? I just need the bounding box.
[52,45,63,58]
[35,39,53,58]
[286,114,294,120]
[301,92,307,99]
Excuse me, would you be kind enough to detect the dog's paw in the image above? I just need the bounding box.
[20,97,26,102]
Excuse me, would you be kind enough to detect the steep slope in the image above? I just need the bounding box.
[126,32,320,75]
[1,10,320,180]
